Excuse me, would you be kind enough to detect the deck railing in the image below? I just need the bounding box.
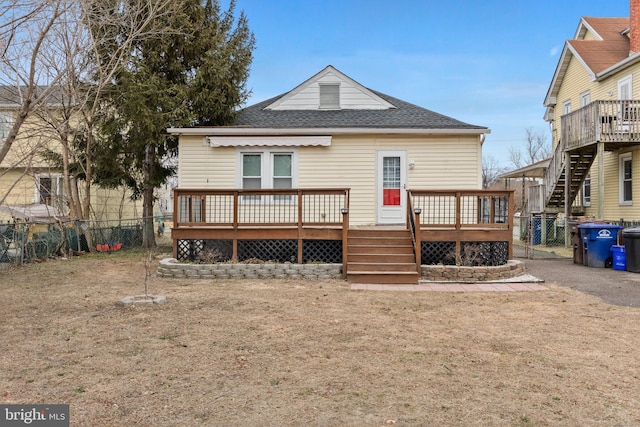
[172,188,350,268]
[408,190,514,263]
[174,188,350,228]
[409,190,513,228]
[561,100,640,150]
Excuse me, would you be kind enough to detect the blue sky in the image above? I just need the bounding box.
[231,0,631,169]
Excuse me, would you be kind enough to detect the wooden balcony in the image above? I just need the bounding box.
[561,100,640,150]
[543,100,640,213]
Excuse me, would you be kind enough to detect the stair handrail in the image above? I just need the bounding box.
[543,137,567,207]
[407,191,421,272]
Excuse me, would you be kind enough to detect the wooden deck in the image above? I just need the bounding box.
[172,188,515,281]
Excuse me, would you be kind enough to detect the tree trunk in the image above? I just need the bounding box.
[142,144,156,248]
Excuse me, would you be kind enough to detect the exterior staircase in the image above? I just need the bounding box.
[543,143,596,211]
[346,228,419,285]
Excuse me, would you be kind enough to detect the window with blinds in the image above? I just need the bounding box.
[319,83,340,109]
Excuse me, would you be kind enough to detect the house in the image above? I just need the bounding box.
[0,86,143,224]
[508,0,640,234]
[168,66,513,283]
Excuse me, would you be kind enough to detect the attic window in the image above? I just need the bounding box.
[319,83,340,109]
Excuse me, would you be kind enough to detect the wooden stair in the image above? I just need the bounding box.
[545,146,596,210]
[346,228,419,285]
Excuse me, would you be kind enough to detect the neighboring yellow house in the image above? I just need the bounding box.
[513,2,640,224]
[0,87,142,223]
[169,65,489,226]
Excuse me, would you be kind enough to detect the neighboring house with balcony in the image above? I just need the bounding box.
[168,65,515,284]
[507,2,640,226]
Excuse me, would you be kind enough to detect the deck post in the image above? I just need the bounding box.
[297,190,303,263]
[341,208,349,279]
[232,192,239,261]
[414,209,421,273]
[597,141,604,220]
[455,191,462,262]
[565,150,571,239]
[172,189,178,259]
[508,190,514,259]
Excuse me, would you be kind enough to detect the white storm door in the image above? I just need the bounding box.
[376,150,407,224]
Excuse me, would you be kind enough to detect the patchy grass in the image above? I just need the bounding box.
[1,251,639,426]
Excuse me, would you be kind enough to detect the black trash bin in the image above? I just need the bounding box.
[569,221,583,265]
[622,227,640,273]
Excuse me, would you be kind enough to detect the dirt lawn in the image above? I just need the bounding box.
[1,250,640,426]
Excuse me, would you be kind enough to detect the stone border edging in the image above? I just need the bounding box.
[420,260,525,282]
[157,258,525,283]
[157,258,343,280]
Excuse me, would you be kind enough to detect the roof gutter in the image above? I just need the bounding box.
[595,50,640,80]
[167,127,490,136]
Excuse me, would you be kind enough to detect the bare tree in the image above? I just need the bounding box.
[37,0,177,221]
[0,0,177,223]
[509,127,551,168]
[482,154,504,189]
[0,1,67,164]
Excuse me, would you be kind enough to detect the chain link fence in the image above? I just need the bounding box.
[0,218,145,265]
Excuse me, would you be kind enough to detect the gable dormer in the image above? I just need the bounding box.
[265,65,397,111]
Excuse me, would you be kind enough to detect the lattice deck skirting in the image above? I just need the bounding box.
[176,239,342,263]
[422,241,509,266]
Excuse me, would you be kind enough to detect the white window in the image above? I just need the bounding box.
[618,75,633,100]
[0,112,13,139]
[580,91,590,107]
[238,149,297,202]
[562,100,571,115]
[35,173,66,210]
[319,83,340,110]
[582,174,591,207]
[620,153,633,205]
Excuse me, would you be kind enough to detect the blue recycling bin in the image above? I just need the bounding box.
[578,223,623,268]
[532,217,542,245]
[611,245,626,271]
[531,217,557,245]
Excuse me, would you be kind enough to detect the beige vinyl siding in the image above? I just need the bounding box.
[584,147,640,221]
[179,134,482,225]
[178,135,236,188]
[581,29,599,41]
[0,169,36,207]
[299,135,480,225]
[271,72,390,110]
[90,187,142,221]
[552,55,592,145]
[0,114,63,169]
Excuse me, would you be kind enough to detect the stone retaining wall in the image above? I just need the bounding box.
[157,258,343,280]
[158,258,525,282]
[420,260,525,282]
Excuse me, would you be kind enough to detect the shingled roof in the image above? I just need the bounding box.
[568,17,630,75]
[545,17,638,107]
[234,89,486,131]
